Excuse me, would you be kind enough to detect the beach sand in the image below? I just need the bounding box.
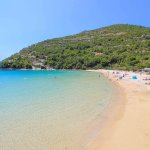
[86,69,150,150]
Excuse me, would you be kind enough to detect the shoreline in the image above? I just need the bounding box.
[0,69,150,149]
[86,69,150,150]
[73,70,126,150]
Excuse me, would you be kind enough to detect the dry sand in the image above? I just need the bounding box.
[87,69,150,150]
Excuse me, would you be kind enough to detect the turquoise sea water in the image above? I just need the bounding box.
[0,70,114,150]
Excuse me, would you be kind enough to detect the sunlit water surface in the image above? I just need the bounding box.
[0,70,114,150]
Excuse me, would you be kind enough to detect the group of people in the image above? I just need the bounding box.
[108,70,150,85]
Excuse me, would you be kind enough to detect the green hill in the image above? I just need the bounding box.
[0,24,150,70]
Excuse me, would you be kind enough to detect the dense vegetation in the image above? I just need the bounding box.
[0,24,150,70]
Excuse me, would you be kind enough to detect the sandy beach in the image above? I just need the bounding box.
[87,69,150,150]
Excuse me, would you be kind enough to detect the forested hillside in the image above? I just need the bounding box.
[0,24,150,70]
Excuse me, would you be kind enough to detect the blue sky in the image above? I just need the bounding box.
[0,0,150,60]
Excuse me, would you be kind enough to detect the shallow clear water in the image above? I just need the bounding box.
[0,70,114,150]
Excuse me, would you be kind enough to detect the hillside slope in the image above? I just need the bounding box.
[0,24,150,70]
